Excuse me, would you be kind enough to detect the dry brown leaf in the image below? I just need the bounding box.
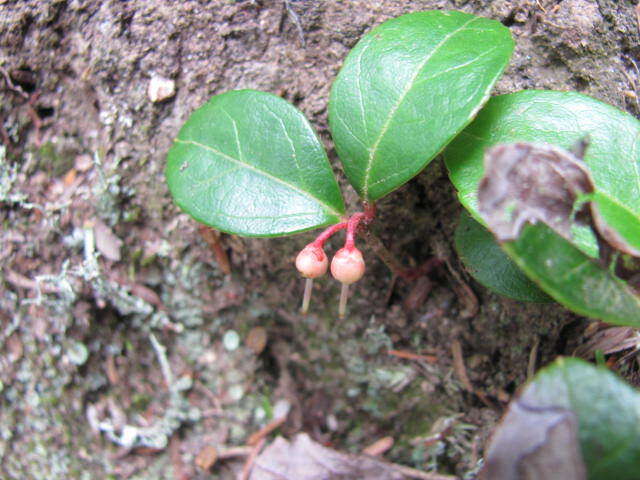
[478,142,593,244]
[195,445,218,471]
[246,326,268,355]
[250,433,410,480]
[478,142,640,258]
[481,401,586,480]
[94,219,123,262]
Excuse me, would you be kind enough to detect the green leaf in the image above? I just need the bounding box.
[455,211,551,302]
[503,223,640,327]
[166,90,345,237]
[444,90,640,325]
[328,10,514,201]
[591,191,640,257]
[484,357,640,479]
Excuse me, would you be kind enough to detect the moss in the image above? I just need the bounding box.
[36,141,74,177]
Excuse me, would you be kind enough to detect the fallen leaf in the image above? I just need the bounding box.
[479,142,640,258]
[94,220,123,262]
[246,327,268,355]
[481,401,586,480]
[250,433,406,479]
[195,445,218,471]
[478,142,593,244]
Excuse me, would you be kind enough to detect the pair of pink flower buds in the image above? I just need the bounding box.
[296,243,365,284]
[294,212,370,318]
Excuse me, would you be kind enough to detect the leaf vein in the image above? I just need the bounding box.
[362,16,481,198]
[174,138,342,218]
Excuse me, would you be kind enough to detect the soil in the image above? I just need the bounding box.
[1,0,639,478]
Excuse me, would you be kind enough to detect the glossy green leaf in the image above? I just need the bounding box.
[455,211,551,302]
[166,90,345,237]
[329,10,514,201]
[444,90,640,325]
[503,223,640,327]
[484,357,640,479]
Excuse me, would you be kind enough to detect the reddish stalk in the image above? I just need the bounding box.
[311,221,348,247]
[345,212,365,251]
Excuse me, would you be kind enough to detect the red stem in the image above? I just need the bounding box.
[312,222,347,248]
[363,202,376,224]
[310,202,377,251]
[345,213,365,251]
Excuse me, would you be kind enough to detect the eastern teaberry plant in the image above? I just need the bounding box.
[166,9,640,325]
[165,10,514,317]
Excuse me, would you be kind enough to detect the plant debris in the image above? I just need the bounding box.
[250,433,456,480]
[478,142,593,244]
[478,141,640,258]
[481,400,586,480]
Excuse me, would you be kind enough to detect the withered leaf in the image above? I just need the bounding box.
[478,142,640,258]
[481,401,586,480]
[478,142,593,244]
[482,358,640,480]
[250,433,406,480]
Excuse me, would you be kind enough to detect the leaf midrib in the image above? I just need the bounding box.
[175,138,343,218]
[362,15,481,198]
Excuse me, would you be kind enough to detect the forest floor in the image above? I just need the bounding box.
[1,0,639,478]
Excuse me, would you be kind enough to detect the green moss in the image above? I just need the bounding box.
[36,142,74,177]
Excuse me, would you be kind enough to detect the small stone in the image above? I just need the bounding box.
[223,330,240,351]
[195,445,218,471]
[147,76,175,103]
[228,384,244,401]
[246,326,267,354]
[67,341,89,366]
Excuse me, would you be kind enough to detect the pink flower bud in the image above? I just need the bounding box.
[331,247,365,285]
[295,244,328,279]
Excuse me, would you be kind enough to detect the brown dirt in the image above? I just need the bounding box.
[1,0,638,478]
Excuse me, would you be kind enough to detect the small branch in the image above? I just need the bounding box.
[362,436,394,456]
[240,437,266,480]
[149,333,174,389]
[389,463,459,480]
[283,0,306,47]
[387,349,438,364]
[247,416,287,446]
[362,228,408,277]
[199,225,231,275]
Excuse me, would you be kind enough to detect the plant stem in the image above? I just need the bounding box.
[301,278,313,314]
[345,212,365,250]
[338,283,349,319]
[312,221,348,247]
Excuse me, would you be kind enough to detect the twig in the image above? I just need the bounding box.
[247,416,287,446]
[363,436,394,456]
[239,437,266,480]
[5,269,60,293]
[451,339,495,409]
[169,435,188,480]
[388,349,438,364]
[444,262,478,319]
[283,0,306,47]
[527,337,540,380]
[362,229,408,278]
[389,463,459,480]
[149,333,174,388]
[198,225,231,275]
[451,340,473,393]
[219,446,253,459]
[0,67,29,99]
